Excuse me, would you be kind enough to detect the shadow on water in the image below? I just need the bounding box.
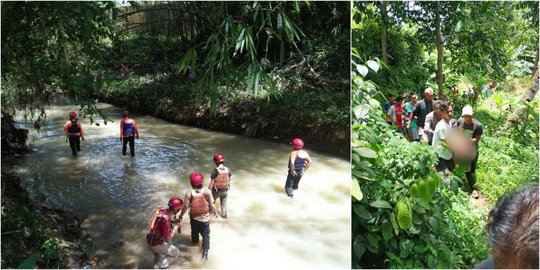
[8,102,351,268]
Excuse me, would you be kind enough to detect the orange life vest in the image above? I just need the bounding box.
[190,190,209,216]
[214,167,230,189]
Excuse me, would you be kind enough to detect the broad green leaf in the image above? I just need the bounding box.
[370,200,392,209]
[353,204,371,220]
[367,232,380,251]
[493,93,503,108]
[366,60,380,73]
[351,179,363,201]
[18,253,38,269]
[356,64,368,77]
[382,221,393,241]
[353,235,366,259]
[353,147,377,159]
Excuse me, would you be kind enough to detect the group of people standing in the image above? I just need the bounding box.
[147,155,231,269]
[384,87,484,199]
[63,110,312,269]
[63,110,139,156]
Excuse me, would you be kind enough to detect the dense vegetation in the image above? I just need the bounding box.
[1,1,350,155]
[351,1,538,268]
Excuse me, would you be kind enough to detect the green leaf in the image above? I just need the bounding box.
[493,93,503,108]
[370,200,392,209]
[353,235,366,259]
[367,232,380,251]
[353,147,377,159]
[351,179,363,201]
[366,60,380,73]
[353,204,371,220]
[18,253,38,269]
[382,221,393,241]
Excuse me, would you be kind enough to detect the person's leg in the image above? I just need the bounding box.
[284,173,294,197]
[151,243,180,269]
[69,136,77,155]
[292,175,303,190]
[190,219,200,245]
[122,137,128,156]
[75,136,81,152]
[129,136,135,156]
[201,221,210,260]
[220,190,228,218]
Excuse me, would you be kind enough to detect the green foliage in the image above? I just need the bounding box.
[41,238,63,263]
[352,54,490,269]
[17,254,38,269]
[1,1,117,122]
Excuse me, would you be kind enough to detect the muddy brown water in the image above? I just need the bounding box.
[7,102,351,268]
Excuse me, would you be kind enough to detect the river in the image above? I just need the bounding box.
[6,102,351,268]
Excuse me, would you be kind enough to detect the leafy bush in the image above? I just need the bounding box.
[351,55,490,269]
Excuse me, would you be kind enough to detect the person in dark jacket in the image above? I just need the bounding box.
[408,88,434,142]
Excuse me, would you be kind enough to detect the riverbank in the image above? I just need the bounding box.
[97,72,350,159]
[1,155,90,269]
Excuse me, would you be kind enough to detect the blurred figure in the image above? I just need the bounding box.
[454,105,483,199]
[383,94,395,125]
[405,92,419,141]
[387,94,407,137]
[33,119,41,134]
[63,111,84,155]
[476,184,538,269]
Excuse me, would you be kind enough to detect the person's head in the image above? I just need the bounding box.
[122,110,129,118]
[387,94,394,103]
[168,196,184,214]
[189,172,204,189]
[433,100,442,117]
[439,101,452,120]
[68,111,77,120]
[462,105,474,124]
[213,153,225,166]
[410,92,417,102]
[487,184,539,269]
[291,138,304,150]
[395,94,404,105]
[424,88,435,101]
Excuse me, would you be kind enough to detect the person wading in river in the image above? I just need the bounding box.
[120,110,139,157]
[285,138,312,198]
[207,153,232,219]
[63,111,84,156]
[178,172,217,261]
[146,196,183,269]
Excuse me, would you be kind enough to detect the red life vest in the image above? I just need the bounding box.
[393,103,403,127]
[214,167,230,189]
[190,190,209,217]
[146,208,169,246]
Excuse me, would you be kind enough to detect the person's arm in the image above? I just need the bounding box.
[64,121,69,136]
[289,152,297,176]
[424,114,434,135]
[208,170,217,190]
[178,192,190,221]
[301,154,312,176]
[473,123,483,144]
[206,190,218,218]
[388,106,396,125]
[78,122,84,140]
[133,120,139,139]
[120,120,124,141]
[408,103,418,128]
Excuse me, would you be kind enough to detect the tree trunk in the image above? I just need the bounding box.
[435,1,445,100]
[505,68,539,126]
[379,1,388,64]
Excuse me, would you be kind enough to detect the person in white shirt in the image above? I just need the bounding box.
[432,101,455,175]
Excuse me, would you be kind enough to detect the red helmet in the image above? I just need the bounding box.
[68,111,77,119]
[168,196,184,212]
[122,110,129,118]
[189,172,204,186]
[292,138,304,150]
[213,153,225,165]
